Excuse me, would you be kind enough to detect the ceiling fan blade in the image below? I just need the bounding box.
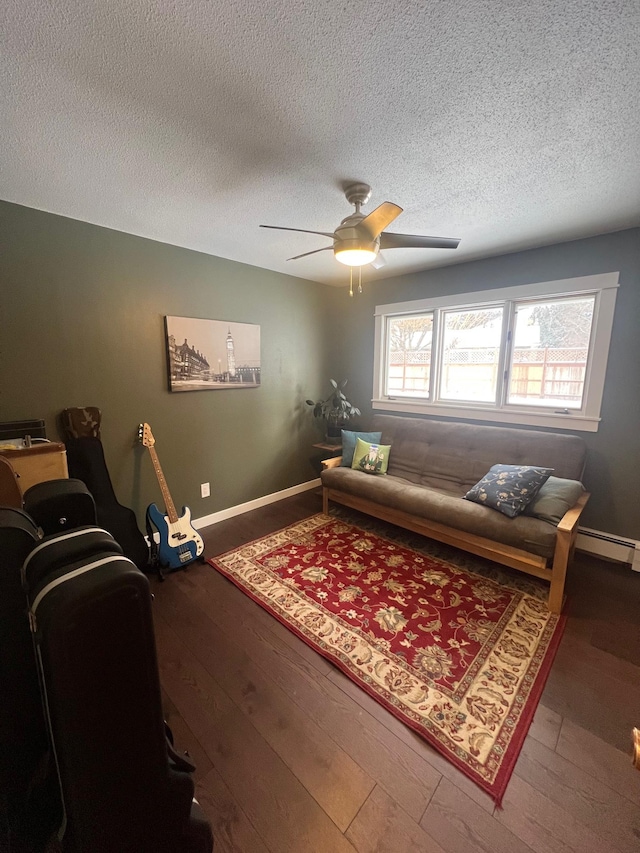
[379,232,460,250]
[287,246,333,261]
[358,202,403,240]
[260,225,335,238]
[370,252,387,270]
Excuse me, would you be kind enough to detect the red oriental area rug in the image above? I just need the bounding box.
[208,512,566,804]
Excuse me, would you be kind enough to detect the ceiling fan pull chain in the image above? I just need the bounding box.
[358,267,363,294]
[349,268,354,297]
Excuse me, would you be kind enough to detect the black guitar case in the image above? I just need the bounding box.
[63,437,150,572]
[23,477,97,535]
[23,529,214,852]
[0,507,60,849]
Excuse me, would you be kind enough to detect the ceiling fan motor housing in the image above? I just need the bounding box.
[333,212,380,264]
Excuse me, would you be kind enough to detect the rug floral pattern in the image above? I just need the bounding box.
[209,513,565,802]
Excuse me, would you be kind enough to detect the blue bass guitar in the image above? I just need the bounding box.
[139,423,204,573]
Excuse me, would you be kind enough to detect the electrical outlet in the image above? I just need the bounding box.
[200,482,210,498]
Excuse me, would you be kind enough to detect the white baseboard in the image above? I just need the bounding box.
[577,526,640,571]
[192,478,321,530]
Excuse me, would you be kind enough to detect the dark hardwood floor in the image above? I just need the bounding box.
[153,491,640,852]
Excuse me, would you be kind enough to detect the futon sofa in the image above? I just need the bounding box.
[321,414,589,613]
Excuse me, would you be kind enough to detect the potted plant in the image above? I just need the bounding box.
[306,379,361,442]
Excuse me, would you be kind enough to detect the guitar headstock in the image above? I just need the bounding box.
[138,422,156,447]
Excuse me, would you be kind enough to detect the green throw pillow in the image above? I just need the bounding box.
[523,476,584,525]
[351,437,391,475]
[464,464,553,518]
[341,430,382,467]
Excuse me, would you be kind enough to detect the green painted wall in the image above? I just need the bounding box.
[3,198,638,540]
[0,200,337,523]
[326,228,640,539]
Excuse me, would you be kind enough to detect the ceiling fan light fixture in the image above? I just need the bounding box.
[261,182,460,274]
[334,247,377,266]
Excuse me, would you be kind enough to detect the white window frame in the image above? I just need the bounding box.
[373,272,619,432]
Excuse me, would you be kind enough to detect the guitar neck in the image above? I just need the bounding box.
[147,445,179,524]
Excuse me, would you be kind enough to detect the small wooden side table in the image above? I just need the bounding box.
[312,442,342,457]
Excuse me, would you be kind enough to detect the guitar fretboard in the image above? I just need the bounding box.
[147,445,178,524]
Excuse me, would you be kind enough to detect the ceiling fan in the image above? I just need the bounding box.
[260,182,460,270]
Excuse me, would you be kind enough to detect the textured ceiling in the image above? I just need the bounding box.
[2,0,639,286]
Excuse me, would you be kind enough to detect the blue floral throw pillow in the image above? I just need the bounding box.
[464,464,554,518]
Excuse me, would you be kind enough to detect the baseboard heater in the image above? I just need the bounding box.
[577,526,640,572]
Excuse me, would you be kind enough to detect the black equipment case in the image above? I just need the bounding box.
[23,528,213,852]
[1,522,122,849]
[22,525,124,589]
[23,477,97,536]
[0,508,58,848]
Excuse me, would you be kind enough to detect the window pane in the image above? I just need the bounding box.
[386,314,433,398]
[439,308,504,402]
[507,296,595,409]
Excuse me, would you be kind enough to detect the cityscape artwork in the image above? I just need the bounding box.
[164,316,261,392]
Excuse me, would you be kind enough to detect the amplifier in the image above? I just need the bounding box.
[0,419,47,442]
[0,443,68,493]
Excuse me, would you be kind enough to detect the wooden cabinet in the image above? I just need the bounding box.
[0,442,68,494]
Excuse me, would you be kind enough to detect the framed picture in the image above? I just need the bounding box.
[164,316,261,392]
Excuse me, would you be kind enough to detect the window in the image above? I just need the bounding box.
[373,273,618,432]
[440,307,504,403]
[385,313,433,398]
[507,296,595,410]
